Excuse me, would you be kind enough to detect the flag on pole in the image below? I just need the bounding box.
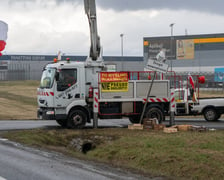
[0,20,8,55]
[57,51,61,61]
[188,73,195,90]
[0,20,8,41]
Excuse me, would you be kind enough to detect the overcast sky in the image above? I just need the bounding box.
[1,0,224,56]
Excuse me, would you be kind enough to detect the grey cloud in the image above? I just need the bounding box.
[97,0,224,16]
[55,0,224,16]
[7,0,224,15]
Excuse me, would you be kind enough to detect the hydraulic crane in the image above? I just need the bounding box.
[84,0,102,61]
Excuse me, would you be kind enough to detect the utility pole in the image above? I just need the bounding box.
[120,33,124,71]
[169,23,175,73]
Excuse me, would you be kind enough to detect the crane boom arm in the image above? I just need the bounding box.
[84,0,101,61]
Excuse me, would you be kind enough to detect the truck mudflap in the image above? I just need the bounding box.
[37,108,55,120]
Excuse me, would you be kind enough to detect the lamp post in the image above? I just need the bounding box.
[120,33,124,70]
[169,23,175,73]
[120,33,124,56]
[169,23,175,126]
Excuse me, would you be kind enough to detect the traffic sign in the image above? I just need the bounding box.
[144,59,169,73]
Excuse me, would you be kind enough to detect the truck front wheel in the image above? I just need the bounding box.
[203,108,219,121]
[145,107,164,123]
[67,110,87,129]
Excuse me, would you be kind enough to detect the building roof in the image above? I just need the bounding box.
[0,55,143,62]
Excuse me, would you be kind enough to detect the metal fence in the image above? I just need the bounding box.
[174,71,224,91]
[0,62,42,81]
[128,71,224,94]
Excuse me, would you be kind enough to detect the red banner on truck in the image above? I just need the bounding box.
[100,72,128,82]
[100,72,129,92]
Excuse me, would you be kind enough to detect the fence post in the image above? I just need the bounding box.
[169,88,175,126]
[93,88,99,128]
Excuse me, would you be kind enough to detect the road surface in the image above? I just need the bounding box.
[164,117,224,129]
[0,118,224,130]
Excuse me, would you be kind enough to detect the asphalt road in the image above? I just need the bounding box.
[0,118,224,130]
[164,117,224,130]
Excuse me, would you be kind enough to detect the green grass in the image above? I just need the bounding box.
[2,128,224,179]
[0,91,36,106]
[0,80,39,119]
[0,80,39,86]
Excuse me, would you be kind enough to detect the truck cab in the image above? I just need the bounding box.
[37,61,89,127]
[174,88,198,115]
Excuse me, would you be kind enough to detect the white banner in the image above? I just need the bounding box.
[0,20,8,41]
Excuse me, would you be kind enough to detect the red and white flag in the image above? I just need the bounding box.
[0,20,8,41]
[0,20,8,55]
[188,73,195,90]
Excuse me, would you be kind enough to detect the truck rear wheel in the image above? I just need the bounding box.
[145,107,164,123]
[203,108,218,121]
[67,110,87,129]
[56,119,67,127]
[129,115,141,124]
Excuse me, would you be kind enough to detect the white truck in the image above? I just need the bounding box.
[174,86,224,121]
[37,0,172,128]
[37,63,171,128]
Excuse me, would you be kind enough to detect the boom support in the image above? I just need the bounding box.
[84,0,101,61]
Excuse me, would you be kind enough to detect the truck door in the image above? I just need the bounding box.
[54,68,81,108]
[175,89,187,115]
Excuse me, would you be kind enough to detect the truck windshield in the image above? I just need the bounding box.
[40,68,56,88]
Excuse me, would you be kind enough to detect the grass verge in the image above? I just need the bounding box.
[0,80,39,119]
[2,128,224,179]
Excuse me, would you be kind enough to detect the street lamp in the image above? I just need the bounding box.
[120,33,124,70]
[169,23,175,73]
[169,23,175,126]
[120,33,124,56]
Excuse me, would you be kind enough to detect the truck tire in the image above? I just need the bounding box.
[216,114,221,120]
[67,110,87,129]
[145,107,164,123]
[56,119,67,127]
[129,115,141,124]
[203,108,218,121]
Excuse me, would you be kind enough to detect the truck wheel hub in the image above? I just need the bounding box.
[73,115,82,124]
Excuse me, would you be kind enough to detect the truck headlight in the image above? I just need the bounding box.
[46,111,55,115]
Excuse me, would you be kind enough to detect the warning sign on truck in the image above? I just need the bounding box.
[100,72,128,82]
[100,72,129,92]
[101,82,128,92]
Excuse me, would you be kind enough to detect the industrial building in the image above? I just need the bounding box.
[0,55,144,80]
[0,33,224,84]
[144,33,224,74]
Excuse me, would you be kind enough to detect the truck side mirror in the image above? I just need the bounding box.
[55,72,59,81]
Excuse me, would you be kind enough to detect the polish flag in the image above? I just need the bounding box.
[0,20,8,41]
[188,73,195,90]
[0,20,8,55]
